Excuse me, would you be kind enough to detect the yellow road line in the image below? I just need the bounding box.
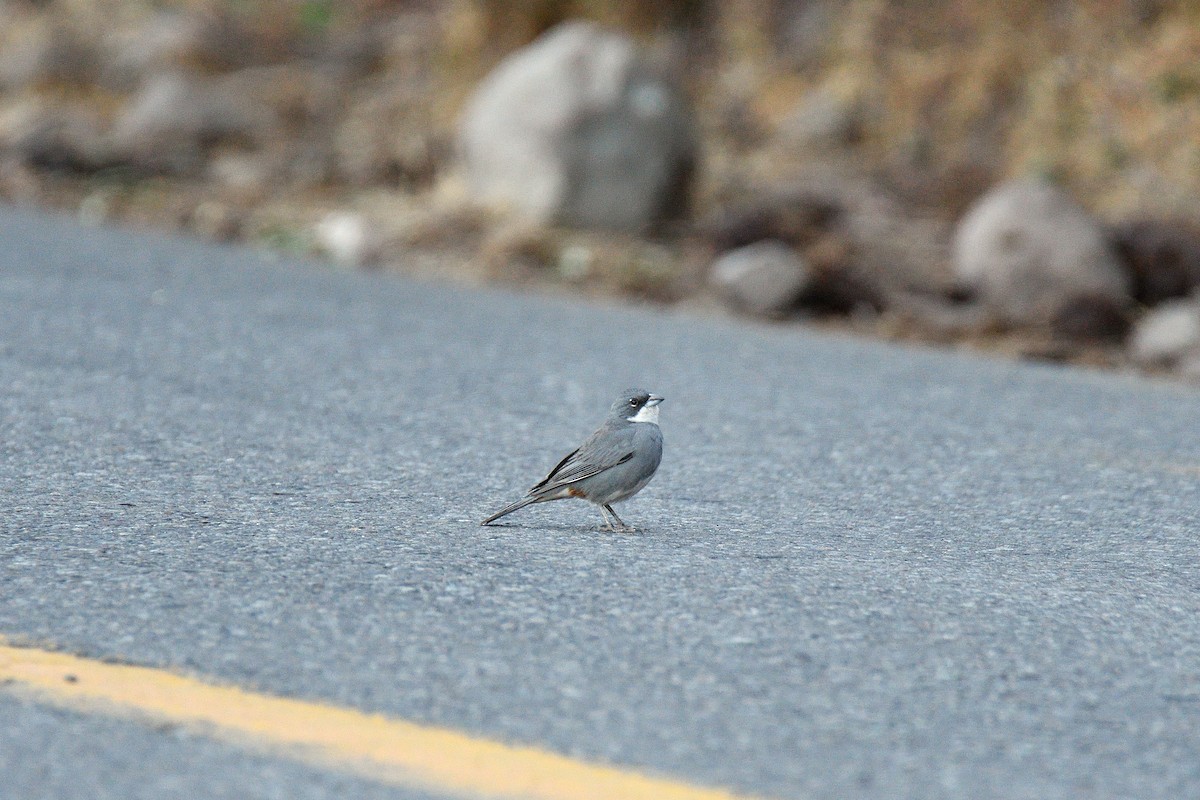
[0,641,766,800]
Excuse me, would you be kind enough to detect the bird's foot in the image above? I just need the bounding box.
[599,523,637,533]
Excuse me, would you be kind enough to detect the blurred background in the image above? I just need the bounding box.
[2,0,1199,377]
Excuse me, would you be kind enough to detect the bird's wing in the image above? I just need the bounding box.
[528,426,635,496]
[532,451,634,493]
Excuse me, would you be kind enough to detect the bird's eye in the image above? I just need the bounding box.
[629,398,638,406]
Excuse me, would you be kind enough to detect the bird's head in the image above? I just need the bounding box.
[612,388,664,424]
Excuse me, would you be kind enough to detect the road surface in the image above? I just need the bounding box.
[2,207,1199,798]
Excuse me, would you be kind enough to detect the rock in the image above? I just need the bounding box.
[77,188,113,226]
[315,212,376,267]
[952,180,1131,326]
[803,169,952,297]
[458,20,696,233]
[110,71,276,175]
[702,174,949,317]
[1129,298,1200,367]
[110,73,229,173]
[709,240,811,317]
[1108,218,1200,306]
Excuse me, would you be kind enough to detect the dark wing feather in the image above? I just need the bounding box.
[526,424,636,497]
[534,451,634,493]
[531,447,581,492]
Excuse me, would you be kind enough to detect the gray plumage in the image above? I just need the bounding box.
[481,389,664,531]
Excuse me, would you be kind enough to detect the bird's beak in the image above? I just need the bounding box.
[646,395,664,407]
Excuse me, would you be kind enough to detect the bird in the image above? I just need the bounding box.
[481,388,664,532]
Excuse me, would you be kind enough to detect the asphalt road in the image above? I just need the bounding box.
[2,206,1199,799]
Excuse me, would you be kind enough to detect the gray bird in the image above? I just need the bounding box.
[481,389,664,531]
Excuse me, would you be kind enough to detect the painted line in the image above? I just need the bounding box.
[0,641,767,800]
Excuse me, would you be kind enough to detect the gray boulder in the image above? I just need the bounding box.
[458,21,695,233]
[710,240,812,317]
[952,180,1131,325]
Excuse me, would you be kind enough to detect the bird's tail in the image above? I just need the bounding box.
[480,495,539,526]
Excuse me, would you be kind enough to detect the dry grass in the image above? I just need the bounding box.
[2,0,1199,350]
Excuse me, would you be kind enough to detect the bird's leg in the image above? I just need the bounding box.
[603,504,635,533]
[597,504,617,531]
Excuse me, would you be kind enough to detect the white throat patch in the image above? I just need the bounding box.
[629,404,660,424]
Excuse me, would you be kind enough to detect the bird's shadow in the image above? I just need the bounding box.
[478,521,641,535]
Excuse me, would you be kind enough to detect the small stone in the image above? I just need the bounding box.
[1129,299,1200,366]
[558,244,593,282]
[710,240,812,317]
[78,189,113,226]
[315,212,375,267]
